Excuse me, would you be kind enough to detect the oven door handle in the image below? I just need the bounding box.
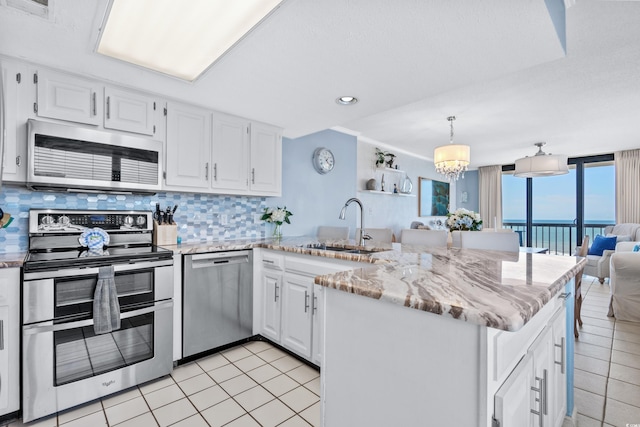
[23,259,174,280]
[22,300,173,334]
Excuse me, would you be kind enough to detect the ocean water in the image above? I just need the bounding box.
[502,219,615,255]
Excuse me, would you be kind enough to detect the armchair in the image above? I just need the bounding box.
[582,223,640,284]
[607,243,640,322]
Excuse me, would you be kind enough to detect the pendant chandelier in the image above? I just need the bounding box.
[433,116,470,181]
[514,142,568,178]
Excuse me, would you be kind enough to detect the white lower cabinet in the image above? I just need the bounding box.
[494,352,534,427]
[311,284,324,366]
[493,298,567,427]
[254,249,363,365]
[0,268,20,416]
[550,307,568,427]
[260,267,283,343]
[281,273,313,358]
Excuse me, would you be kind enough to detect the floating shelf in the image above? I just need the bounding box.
[359,190,415,197]
[376,167,406,174]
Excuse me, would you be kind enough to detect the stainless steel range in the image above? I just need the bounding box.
[22,209,174,422]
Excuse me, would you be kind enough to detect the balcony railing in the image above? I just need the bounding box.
[502,222,614,255]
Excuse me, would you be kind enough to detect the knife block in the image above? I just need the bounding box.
[153,220,177,246]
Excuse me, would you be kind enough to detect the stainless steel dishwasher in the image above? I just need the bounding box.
[183,250,253,358]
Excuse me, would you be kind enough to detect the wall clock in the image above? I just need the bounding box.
[312,147,335,174]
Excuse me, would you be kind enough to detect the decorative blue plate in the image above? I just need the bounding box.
[79,227,110,249]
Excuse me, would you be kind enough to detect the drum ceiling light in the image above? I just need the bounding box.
[96,0,284,82]
[433,116,470,181]
[514,142,568,178]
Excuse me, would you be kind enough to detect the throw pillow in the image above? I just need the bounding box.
[633,244,640,252]
[588,235,617,256]
[606,233,632,242]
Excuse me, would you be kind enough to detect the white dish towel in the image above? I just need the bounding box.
[93,266,121,334]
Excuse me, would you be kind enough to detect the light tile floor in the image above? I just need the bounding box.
[574,275,640,427]
[7,275,640,427]
[7,341,320,427]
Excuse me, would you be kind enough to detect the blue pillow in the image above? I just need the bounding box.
[588,235,617,256]
[633,244,640,252]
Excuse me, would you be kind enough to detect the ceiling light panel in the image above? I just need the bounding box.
[97,0,284,81]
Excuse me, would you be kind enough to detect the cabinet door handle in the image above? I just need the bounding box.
[92,92,96,116]
[557,292,571,300]
[106,96,110,119]
[213,163,217,181]
[205,162,209,180]
[531,374,544,427]
[542,368,548,416]
[274,284,279,302]
[0,319,4,351]
[304,290,310,313]
[555,337,565,374]
[16,155,21,167]
[313,295,318,315]
[252,168,255,184]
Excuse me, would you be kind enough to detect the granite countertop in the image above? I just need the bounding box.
[162,237,587,332]
[161,236,391,264]
[315,245,586,332]
[0,252,26,268]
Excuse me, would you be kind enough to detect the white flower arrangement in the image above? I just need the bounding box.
[445,208,483,231]
[261,206,292,225]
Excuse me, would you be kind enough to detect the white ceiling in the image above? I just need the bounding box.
[1,0,639,168]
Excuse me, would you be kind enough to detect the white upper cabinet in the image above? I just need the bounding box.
[1,59,29,183]
[249,121,282,195]
[104,87,157,136]
[165,101,211,189]
[34,69,102,126]
[211,113,249,192]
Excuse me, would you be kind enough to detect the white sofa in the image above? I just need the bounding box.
[582,223,640,284]
[607,241,640,322]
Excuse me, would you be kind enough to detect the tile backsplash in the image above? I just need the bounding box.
[0,184,267,253]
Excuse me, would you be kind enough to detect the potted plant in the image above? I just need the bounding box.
[375,148,388,168]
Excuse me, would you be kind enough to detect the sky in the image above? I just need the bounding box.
[502,163,615,222]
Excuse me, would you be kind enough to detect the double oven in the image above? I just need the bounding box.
[22,210,174,422]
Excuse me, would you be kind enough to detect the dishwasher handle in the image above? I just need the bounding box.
[189,251,251,268]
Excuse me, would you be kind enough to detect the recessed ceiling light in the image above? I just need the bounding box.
[96,0,284,82]
[336,96,358,105]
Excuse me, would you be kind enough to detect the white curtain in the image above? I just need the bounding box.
[615,149,640,223]
[478,165,502,229]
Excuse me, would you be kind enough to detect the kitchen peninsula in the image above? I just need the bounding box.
[173,237,585,427]
[312,244,584,427]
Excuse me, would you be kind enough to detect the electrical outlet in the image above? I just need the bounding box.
[220,214,228,225]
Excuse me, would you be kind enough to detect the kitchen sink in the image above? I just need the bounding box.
[305,243,382,255]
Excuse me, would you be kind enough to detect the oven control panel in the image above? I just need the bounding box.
[29,210,153,233]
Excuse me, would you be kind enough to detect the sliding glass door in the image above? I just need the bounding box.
[502,155,614,255]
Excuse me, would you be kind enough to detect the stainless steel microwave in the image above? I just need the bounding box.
[27,119,162,194]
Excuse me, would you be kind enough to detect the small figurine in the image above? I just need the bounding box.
[381,174,386,192]
[393,184,398,193]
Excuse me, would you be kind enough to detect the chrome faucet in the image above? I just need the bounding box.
[338,197,371,246]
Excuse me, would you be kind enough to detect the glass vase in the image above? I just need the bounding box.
[272,223,282,240]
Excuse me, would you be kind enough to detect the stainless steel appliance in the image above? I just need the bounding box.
[22,209,174,422]
[27,119,162,194]
[183,251,253,358]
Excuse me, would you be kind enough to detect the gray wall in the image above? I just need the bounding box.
[270,131,481,240]
[456,170,479,213]
[268,129,358,237]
